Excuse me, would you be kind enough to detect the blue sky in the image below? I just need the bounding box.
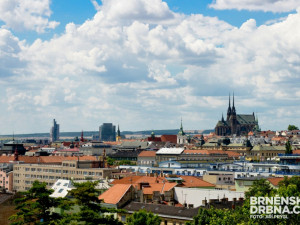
[0,0,299,134]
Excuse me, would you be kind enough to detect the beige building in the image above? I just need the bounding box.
[203,172,235,190]
[247,144,285,161]
[13,160,120,192]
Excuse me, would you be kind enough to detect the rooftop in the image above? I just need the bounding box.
[98,184,132,204]
[156,148,184,155]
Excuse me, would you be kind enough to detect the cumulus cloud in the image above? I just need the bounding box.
[209,0,300,13]
[0,0,300,132]
[0,0,59,33]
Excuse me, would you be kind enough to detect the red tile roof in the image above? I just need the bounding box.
[138,151,156,157]
[293,150,300,154]
[98,184,132,204]
[111,175,166,187]
[267,177,284,186]
[180,176,215,188]
[111,176,144,185]
[160,135,177,144]
[142,183,177,195]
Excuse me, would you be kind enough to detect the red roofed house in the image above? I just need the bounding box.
[161,135,177,144]
[98,184,134,208]
[267,177,284,189]
[137,151,156,166]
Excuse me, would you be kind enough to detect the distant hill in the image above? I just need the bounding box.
[0,129,214,139]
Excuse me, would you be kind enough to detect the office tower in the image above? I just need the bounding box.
[50,119,60,142]
[99,123,116,141]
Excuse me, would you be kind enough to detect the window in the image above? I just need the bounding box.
[58,189,64,193]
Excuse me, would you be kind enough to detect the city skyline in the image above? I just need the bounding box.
[0,0,299,134]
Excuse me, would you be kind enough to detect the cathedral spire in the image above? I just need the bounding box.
[232,92,236,114]
[227,93,231,120]
[80,130,84,142]
[178,118,185,136]
[221,113,224,122]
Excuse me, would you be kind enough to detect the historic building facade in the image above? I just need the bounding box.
[215,94,259,136]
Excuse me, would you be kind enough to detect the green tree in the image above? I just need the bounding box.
[288,125,299,131]
[9,180,70,225]
[107,157,116,166]
[126,209,161,225]
[187,207,239,225]
[245,178,275,199]
[285,141,293,154]
[68,180,122,225]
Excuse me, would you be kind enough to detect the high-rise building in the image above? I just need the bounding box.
[99,123,116,141]
[50,119,60,142]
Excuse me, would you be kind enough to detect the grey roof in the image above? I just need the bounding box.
[237,114,256,125]
[252,145,285,151]
[122,202,199,220]
[120,141,149,149]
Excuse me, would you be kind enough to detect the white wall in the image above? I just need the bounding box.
[174,187,244,208]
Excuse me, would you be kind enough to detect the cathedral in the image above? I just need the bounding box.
[215,94,260,136]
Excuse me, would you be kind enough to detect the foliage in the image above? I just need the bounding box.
[9,180,123,225]
[126,209,161,225]
[117,160,135,165]
[9,180,71,225]
[245,178,275,199]
[107,157,116,166]
[222,137,231,145]
[288,125,299,131]
[285,141,293,154]
[186,207,240,225]
[68,180,122,225]
[186,178,300,225]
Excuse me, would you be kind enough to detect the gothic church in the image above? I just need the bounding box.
[215,94,259,136]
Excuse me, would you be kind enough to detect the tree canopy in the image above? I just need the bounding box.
[126,209,161,225]
[9,180,70,225]
[285,141,293,154]
[288,125,299,131]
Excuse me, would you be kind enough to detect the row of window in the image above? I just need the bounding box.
[19,168,103,176]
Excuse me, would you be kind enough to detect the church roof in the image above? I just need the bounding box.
[216,120,228,126]
[236,114,255,125]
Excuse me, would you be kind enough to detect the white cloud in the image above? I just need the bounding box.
[0,0,59,33]
[209,0,300,13]
[0,0,300,133]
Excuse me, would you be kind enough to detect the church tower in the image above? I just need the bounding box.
[230,93,238,135]
[116,125,121,141]
[226,93,231,121]
[177,118,187,144]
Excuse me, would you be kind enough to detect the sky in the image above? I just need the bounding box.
[0,0,300,134]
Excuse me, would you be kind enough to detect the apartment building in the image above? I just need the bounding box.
[13,160,120,191]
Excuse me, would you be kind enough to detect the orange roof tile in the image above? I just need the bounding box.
[138,151,156,157]
[98,184,132,204]
[293,150,300,154]
[111,175,166,186]
[142,183,177,195]
[111,175,144,185]
[180,176,215,188]
[267,177,284,186]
